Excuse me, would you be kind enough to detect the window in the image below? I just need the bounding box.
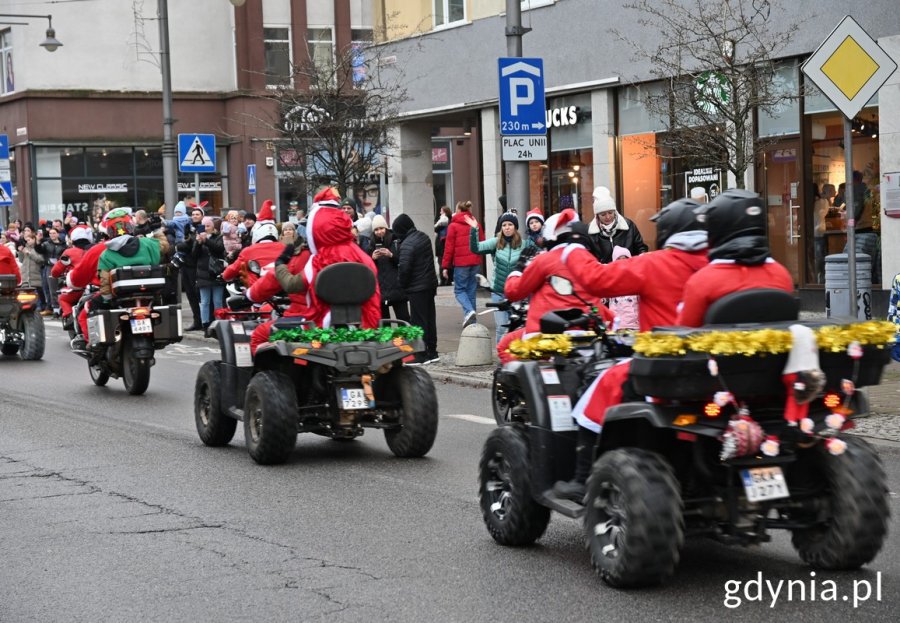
[264,28,291,87]
[1,30,13,94]
[351,29,373,86]
[434,0,465,28]
[308,28,334,77]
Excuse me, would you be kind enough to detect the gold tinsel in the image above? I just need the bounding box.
[633,321,896,357]
[507,334,574,360]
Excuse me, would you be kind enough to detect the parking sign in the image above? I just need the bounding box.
[498,58,547,136]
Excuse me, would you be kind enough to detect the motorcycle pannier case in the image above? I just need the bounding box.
[110,265,166,297]
[87,309,117,346]
[0,274,17,294]
[152,304,183,342]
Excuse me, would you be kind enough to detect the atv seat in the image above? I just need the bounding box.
[314,262,376,326]
[704,288,799,325]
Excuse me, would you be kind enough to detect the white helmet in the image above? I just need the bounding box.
[251,222,278,244]
[70,224,94,244]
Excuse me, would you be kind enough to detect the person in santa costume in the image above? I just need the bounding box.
[499,209,613,363]
[220,199,281,287]
[676,189,793,326]
[554,198,708,501]
[0,242,20,285]
[50,224,94,320]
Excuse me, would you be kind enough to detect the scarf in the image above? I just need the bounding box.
[664,230,708,252]
[707,235,770,265]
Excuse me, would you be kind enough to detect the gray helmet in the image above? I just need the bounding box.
[650,198,704,248]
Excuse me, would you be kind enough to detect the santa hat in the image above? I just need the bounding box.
[525,208,545,226]
[312,187,342,210]
[592,186,617,214]
[256,199,276,224]
[542,208,577,242]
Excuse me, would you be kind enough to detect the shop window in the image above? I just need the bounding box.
[433,0,465,29]
[618,82,667,136]
[308,28,334,77]
[1,30,13,94]
[620,133,662,249]
[264,27,291,87]
[758,62,801,138]
[351,29,372,85]
[85,147,133,178]
[134,147,163,177]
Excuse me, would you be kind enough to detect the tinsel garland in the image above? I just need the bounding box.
[269,325,424,344]
[633,320,897,357]
[507,334,573,360]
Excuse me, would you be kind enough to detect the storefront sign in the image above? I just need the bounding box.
[502,135,548,162]
[432,147,449,164]
[684,167,723,199]
[177,181,222,192]
[545,105,579,128]
[77,183,128,193]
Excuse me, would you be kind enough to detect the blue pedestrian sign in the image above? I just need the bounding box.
[0,134,12,206]
[178,133,216,173]
[498,58,547,135]
[247,164,257,195]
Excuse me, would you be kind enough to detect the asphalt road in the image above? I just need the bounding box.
[1,328,899,622]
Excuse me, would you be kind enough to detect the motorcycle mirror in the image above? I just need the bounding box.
[247,260,262,276]
[549,276,574,296]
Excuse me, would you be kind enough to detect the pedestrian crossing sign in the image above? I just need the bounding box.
[178,133,217,173]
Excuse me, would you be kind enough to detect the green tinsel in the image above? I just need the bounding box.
[269,325,424,344]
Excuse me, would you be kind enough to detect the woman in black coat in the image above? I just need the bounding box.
[192,216,227,329]
[370,215,410,322]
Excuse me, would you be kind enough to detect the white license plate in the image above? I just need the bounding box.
[740,466,790,503]
[340,388,369,410]
[130,318,153,334]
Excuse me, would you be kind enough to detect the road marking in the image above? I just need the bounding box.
[445,413,495,425]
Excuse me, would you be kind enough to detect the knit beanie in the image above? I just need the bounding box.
[371,214,389,231]
[499,212,519,229]
[592,186,617,214]
[612,245,632,261]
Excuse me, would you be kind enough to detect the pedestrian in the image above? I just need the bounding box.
[434,205,452,285]
[841,170,880,284]
[221,209,243,256]
[525,209,545,247]
[239,211,256,248]
[607,246,640,330]
[370,214,410,322]
[38,226,66,315]
[441,200,484,327]
[469,211,535,342]
[588,186,648,263]
[279,221,297,246]
[193,216,227,330]
[392,213,439,365]
[18,231,47,311]
[174,204,206,330]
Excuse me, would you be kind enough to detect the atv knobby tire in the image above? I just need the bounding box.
[243,370,297,465]
[195,361,237,447]
[20,311,45,360]
[478,426,550,546]
[584,448,684,588]
[791,436,889,570]
[492,369,511,426]
[382,366,438,458]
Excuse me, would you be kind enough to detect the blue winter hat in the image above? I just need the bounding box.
[499,212,519,229]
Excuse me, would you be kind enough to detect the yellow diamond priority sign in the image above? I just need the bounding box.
[802,15,897,120]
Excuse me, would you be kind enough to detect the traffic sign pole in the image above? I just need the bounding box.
[844,118,856,317]
[504,0,530,228]
[194,173,200,206]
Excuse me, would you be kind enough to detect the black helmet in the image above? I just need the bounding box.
[698,189,765,249]
[650,198,704,248]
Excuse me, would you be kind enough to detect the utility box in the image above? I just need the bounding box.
[825,253,872,320]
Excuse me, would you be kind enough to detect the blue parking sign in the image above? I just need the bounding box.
[498,58,547,135]
[178,133,217,173]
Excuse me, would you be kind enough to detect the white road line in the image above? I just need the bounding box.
[445,413,495,425]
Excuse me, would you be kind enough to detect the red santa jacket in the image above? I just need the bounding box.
[247,248,312,318]
[0,244,21,285]
[504,244,614,335]
[441,211,484,270]
[50,246,86,281]
[676,260,795,327]
[565,245,708,331]
[221,240,283,287]
[67,242,106,289]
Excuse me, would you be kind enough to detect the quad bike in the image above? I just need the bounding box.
[194,261,440,465]
[0,274,45,360]
[82,264,182,395]
[478,287,891,588]
[485,298,527,425]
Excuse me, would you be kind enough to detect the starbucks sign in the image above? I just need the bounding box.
[695,71,730,114]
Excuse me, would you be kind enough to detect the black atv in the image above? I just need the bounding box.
[194,262,439,465]
[0,274,45,360]
[478,288,891,588]
[485,297,527,425]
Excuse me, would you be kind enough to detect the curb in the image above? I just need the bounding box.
[427,368,493,389]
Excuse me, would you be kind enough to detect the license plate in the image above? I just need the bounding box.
[740,466,790,503]
[130,318,153,334]
[340,387,369,410]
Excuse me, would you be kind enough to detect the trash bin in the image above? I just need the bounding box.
[824,253,872,320]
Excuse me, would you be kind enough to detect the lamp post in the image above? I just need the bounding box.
[0,14,62,51]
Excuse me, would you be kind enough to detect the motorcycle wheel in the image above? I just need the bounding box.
[584,448,683,588]
[381,366,438,458]
[491,368,511,426]
[1,343,19,356]
[89,360,110,386]
[122,336,151,396]
[243,370,297,465]
[478,425,550,545]
[20,310,45,360]
[194,361,237,446]
[790,436,889,570]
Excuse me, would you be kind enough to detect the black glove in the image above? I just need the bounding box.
[514,245,540,273]
[274,243,294,267]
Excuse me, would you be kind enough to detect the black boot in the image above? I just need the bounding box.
[553,426,597,502]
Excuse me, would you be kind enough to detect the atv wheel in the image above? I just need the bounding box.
[478,426,550,545]
[243,370,297,465]
[89,361,110,386]
[20,311,45,360]
[1,343,19,356]
[791,436,889,570]
[382,366,438,458]
[584,448,683,588]
[194,361,237,447]
[122,336,151,395]
[491,368,511,425]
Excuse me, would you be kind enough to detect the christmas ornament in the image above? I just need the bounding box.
[760,435,780,457]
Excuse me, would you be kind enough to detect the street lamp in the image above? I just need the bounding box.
[0,14,62,51]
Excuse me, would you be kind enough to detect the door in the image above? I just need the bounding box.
[758,143,802,286]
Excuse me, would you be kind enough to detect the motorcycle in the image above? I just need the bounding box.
[0,274,45,360]
[82,264,182,395]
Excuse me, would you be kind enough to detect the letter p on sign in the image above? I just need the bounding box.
[509,77,534,115]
